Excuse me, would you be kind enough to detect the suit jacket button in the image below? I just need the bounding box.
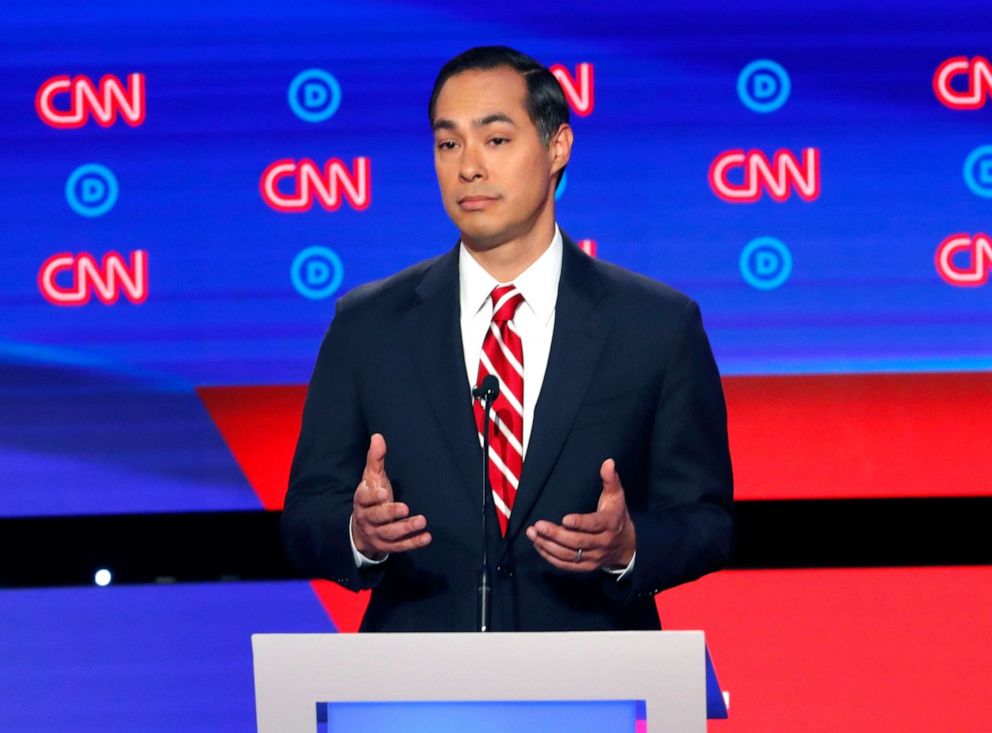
[496,563,514,579]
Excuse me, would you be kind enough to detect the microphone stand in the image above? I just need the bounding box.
[472,375,499,632]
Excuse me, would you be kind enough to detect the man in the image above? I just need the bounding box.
[282,46,733,632]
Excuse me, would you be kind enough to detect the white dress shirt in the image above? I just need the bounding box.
[459,226,562,456]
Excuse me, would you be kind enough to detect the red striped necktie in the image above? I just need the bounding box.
[473,284,525,536]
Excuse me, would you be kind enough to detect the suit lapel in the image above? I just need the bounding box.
[401,246,484,515]
[505,239,611,542]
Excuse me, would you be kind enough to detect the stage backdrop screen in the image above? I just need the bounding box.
[2,0,990,516]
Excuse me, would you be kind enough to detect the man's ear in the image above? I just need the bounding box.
[549,123,574,177]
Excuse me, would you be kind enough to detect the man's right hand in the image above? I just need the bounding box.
[351,433,431,560]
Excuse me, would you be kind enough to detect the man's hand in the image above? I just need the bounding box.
[351,433,431,560]
[525,458,636,572]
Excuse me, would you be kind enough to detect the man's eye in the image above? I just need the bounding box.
[489,137,508,146]
[436,141,457,150]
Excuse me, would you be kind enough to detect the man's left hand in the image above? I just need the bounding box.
[525,458,636,572]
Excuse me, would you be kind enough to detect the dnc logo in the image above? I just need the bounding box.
[737,60,790,113]
[963,145,992,198]
[291,247,344,300]
[36,73,145,128]
[740,237,792,290]
[65,164,118,217]
[288,69,342,123]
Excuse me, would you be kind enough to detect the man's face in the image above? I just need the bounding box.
[432,67,569,252]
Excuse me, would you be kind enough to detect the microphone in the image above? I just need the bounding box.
[473,373,500,632]
[472,374,499,402]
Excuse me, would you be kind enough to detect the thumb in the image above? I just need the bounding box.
[598,458,623,508]
[365,433,388,481]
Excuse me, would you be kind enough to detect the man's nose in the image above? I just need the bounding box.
[458,143,486,182]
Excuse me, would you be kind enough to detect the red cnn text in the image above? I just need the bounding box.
[38,251,148,306]
[260,158,371,212]
[935,233,991,287]
[550,63,594,117]
[933,56,992,110]
[709,148,821,203]
[35,73,146,129]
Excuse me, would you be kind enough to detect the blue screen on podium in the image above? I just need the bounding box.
[317,700,646,733]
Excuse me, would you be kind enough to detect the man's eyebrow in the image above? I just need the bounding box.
[432,113,518,132]
[477,113,517,127]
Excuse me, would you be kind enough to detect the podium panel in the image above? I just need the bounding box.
[252,631,705,732]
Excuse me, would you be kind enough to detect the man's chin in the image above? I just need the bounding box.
[457,223,510,252]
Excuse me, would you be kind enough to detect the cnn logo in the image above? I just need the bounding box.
[36,73,146,128]
[933,56,992,110]
[709,148,820,203]
[260,158,371,212]
[935,233,991,287]
[38,251,148,306]
[550,63,594,117]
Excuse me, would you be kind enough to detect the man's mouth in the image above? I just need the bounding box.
[458,195,499,211]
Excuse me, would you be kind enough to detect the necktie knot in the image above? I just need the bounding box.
[490,285,524,325]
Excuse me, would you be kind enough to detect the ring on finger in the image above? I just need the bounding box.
[575,547,583,563]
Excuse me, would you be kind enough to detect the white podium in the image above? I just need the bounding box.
[252,631,707,732]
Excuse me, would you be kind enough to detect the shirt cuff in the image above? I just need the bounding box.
[350,514,389,568]
[604,552,635,582]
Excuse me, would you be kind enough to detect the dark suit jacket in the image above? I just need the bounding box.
[282,237,734,632]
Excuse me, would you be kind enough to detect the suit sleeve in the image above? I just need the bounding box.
[281,300,385,590]
[624,298,735,601]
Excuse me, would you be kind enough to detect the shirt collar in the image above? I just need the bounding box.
[458,224,563,326]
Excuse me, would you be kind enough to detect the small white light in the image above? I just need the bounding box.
[94,568,112,587]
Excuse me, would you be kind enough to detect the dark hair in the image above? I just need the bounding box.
[428,45,570,147]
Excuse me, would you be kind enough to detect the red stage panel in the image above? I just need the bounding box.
[658,567,992,732]
[197,385,307,510]
[310,579,369,633]
[724,372,992,499]
[198,372,992,512]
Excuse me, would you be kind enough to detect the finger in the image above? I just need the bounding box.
[378,531,432,554]
[532,534,587,563]
[360,501,410,526]
[559,511,610,533]
[532,518,607,547]
[374,515,427,541]
[527,527,602,564]
[532,540,596,572]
